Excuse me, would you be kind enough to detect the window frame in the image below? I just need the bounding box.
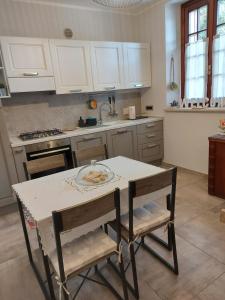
[181,0,218,100]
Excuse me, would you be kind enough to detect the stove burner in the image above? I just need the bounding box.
[19,129,63,141]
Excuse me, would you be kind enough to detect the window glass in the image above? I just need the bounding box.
[198,5,208,31]
[217,0,225,26]
[188,5,208,43]
[217,24,225,35]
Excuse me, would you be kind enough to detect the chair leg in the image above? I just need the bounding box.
[142,225,179,275]
[129,243,139,299]
[171,224,179,275]
[119,257,129,300]
[168,225,173,251]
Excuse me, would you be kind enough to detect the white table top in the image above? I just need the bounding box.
[12,156,165,223]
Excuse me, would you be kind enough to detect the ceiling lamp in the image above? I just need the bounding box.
[92,0,143,9]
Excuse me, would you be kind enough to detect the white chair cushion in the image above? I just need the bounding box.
[121,201,170,237]
[49,228,117,278]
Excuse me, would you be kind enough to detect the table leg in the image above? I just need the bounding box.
[17,196,54,300]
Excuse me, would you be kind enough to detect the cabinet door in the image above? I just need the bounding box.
[0,136,11,199]
[50,40,93,94]
[71,132,107,164]
[107,126,138,159]
[0,37,53,77]
[91,42,124,91]
[123,43,151,89]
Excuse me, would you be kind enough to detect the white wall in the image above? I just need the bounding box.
[137,1,225,174]
[0,0,138,41]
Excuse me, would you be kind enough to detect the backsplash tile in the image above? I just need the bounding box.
[2,91,141,136]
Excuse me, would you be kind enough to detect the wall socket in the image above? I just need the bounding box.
[146,105,154,111]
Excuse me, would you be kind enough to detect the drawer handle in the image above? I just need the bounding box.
[23,72,39,77]
[147,144,158,149]
[83,136,96,141]
[146,124,155,128]
[134,83,144,88]
[117,130,127,134]
[104,86,116,91]
[14,149,24,154]
[70,89,82,93]
[146,134,156,138]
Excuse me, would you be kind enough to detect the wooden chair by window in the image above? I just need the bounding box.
[47,189,128,300]
[73,144,108,167]
[109,168,178,299]
[23,154,68,180]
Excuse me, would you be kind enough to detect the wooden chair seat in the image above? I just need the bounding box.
[120,202,170,238]
[49,228,117,278]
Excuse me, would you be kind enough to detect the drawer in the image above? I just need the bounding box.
[137,131,163,145]
[137,121,163,134]
[138,140,163,162]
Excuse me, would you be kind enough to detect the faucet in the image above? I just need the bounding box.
[98,102,111,125]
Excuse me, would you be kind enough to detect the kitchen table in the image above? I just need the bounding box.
[12,156,169,300]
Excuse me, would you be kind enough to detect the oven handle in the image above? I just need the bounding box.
[29,147,71,158]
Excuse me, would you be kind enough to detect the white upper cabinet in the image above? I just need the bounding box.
[0,37,55,93]
[50,40,93,94]
[123,43,151,89]
[0,37,53,77]
[91,42,124,92]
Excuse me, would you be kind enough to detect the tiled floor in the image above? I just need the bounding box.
[1,168,225,300]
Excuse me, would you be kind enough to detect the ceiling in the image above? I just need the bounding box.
[13,0,158,13]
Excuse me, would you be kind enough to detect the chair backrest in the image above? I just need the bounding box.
[23,154,67,180]
[52,189,121,283]
[130,168,176,198]
[128,167,177,238]
[53,189,119,233]
[73,144,108,167]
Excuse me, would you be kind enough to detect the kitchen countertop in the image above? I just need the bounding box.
[10,117,163,148]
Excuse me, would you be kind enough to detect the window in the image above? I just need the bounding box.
[181,0,225,105]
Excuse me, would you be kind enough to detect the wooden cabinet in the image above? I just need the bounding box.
[71,132,107,164]
[0,36,55,92]
[107,126,138,159]
[123,43,151,89]
[91,42,124,91]
[137,121,163,164]
[50,40,93,94]
[0,133,11,201]
[208,135,225,199]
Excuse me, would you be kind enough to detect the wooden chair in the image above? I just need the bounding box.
[23,154,67,180]
[109,168,178,299]
[73,144,108,167]
[47,189,128,300]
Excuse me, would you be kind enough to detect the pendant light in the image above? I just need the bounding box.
[92,0,143,9]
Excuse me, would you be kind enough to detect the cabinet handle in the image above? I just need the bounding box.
[14,149,24,154]
[116,129,127,134]
[23,72,39,76]
[146,134,156,138]
[146,124,155,128]
[83,135,96,141]
[147,144,158,149]
[104,86,116,91]
[70,89,82,93]
[134,83,144,88]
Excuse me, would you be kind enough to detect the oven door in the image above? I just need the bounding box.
[26,143,73,179]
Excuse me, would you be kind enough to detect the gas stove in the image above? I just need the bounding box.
[19,129,64,141]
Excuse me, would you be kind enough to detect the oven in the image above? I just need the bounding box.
[25,138,73,179]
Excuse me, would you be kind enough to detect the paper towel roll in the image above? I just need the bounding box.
[128,106,136,120]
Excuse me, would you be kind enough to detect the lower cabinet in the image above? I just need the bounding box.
[0,137,11,203]
[137,120,164,164]
[71,132,107,163]
[107,126,138,159]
